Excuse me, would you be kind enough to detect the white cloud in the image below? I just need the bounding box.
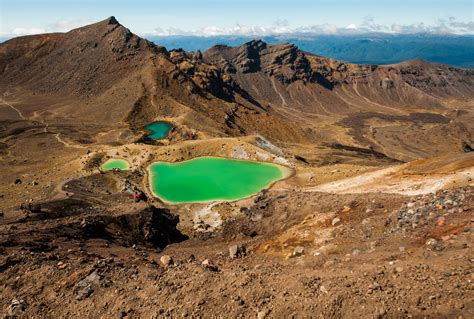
[1,19,92,37]
[11,27,47,36]
[2,16,473,38]
[146,16,474,37]
[296,23,339,34]
[150,24,293,37]
[47,19,92,32]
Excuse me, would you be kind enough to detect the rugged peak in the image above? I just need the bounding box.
[62,16,160,55]
[203,39,312,82]
[66,16,125,36]
[0,17,164,98]
[106,16,120,25]
[243,39,267,49]
[85,16,121,28]
[239,40,268,60]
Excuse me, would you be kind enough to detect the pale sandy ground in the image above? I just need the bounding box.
[305,153,474,196]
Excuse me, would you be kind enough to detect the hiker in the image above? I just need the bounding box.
[19,199,34,216]
[133,192,141,202]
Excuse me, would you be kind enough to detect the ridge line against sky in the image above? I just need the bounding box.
[0,0,473,37]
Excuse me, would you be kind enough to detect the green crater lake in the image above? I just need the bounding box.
[101,159,130,171]
[148,157,291,204]
[144,121,173,140]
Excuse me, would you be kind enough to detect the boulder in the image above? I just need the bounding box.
[74,270,102,300]
[201,259,219,272]
[160,255,173,267]
[292,246,304,257]
[229,244,246,259]
[8,299,27,316]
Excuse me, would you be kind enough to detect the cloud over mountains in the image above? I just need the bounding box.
[2,16,473,38]
[149,16,474,36]
[5,19,92,37]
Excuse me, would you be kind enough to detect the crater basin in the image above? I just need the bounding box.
[144,121,173,140]
[148,156,291,204]
[101,159,130,171]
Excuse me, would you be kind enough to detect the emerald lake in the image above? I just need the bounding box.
[144,121,173,139]
[148,157,290,204]
[101,159,130,171]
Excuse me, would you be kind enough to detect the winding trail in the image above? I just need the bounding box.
[54,132,87,149]
[271,77,288,106]
[36,116,86,149]
[0,98,26,120]
[1,96,95,149]
[350,84,404,114]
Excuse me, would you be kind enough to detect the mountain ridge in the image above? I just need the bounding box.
[146,33,474,68]
[1,17,473,161]
[2,17,472,100]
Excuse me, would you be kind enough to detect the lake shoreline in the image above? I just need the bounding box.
[147,156,294,205]
[101,158,130,171]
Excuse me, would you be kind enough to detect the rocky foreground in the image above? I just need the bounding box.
[1,186,472,318]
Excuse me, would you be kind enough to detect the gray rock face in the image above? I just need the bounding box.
[292,246,304,257]
[229,244,247,259]
[76,285,94,300]
[381,78,395,89]
[8,299,27,316]
[75,271,102,300]
[201,259,219,272]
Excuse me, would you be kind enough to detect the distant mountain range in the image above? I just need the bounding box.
[146,34,474,68]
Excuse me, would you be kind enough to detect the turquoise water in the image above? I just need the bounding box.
[148,157,289,204]
[101,159,130,171]
[144,121,173,140]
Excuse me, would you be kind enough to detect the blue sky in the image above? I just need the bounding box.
[1,0,473,36]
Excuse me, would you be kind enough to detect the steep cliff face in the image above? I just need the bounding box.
[205,40,313,83]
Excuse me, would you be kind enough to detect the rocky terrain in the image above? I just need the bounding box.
[0,17,473,318]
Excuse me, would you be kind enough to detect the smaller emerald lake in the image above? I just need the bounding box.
[144,121,173,140]
[101,159,130,171]
[148,157,291,204]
